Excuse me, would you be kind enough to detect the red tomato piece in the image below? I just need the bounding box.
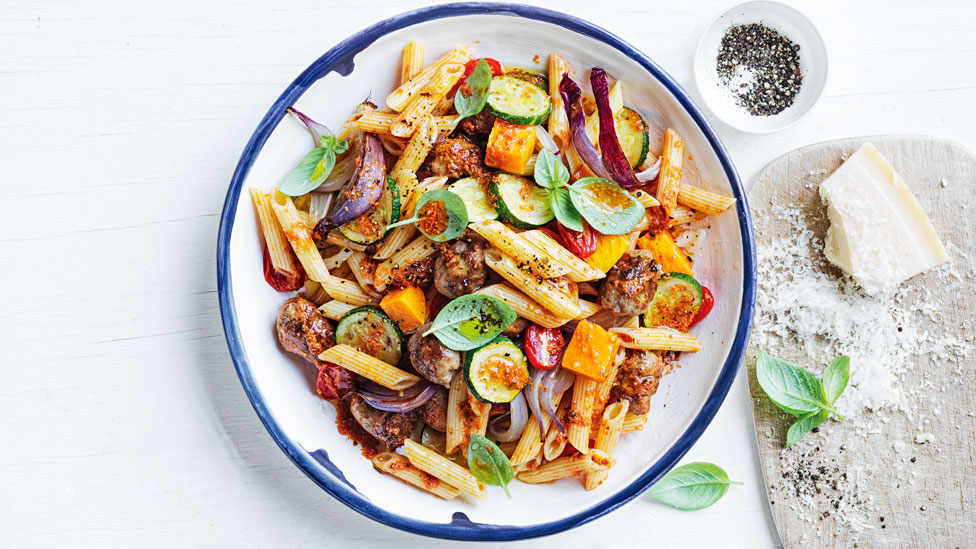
[263,245,305,292]
[538,226,564,247]
[461,57,503,80]
[316,362,354,400]
[523,324,565,370]
[557,222,597,259]
[689,286,714,328]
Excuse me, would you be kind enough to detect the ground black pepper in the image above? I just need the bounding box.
[716,23,803,116]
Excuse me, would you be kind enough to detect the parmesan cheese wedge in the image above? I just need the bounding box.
[819,142,948,294]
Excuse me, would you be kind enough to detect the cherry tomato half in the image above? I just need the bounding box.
[538,226,564,247]
[557,222,597,259]
[523,324,565,370]
[689,286,714,328]
[461,57,504,80]
[316,362,354,400]
[263,245,305,292]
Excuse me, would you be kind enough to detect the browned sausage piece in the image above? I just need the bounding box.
[276,296,336,363]
[348,394,418,449]
[609,349,666,415]
[598,250,662,316]
[420,386,449,431]
[434,234,487,299]
[416,137,493,186]
[408,323,462,387]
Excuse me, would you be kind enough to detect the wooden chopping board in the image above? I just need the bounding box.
[746,135,976,548]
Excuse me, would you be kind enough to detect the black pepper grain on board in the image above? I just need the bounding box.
[716,23,803,116]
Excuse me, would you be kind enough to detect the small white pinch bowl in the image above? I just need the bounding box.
[218,2,756,541]
[694,1,828,133]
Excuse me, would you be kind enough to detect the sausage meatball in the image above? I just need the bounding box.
[277,297,336,362]
[348,394,418,449]
[598,250,661,316]
[420,386,449,431]
[408,323,462,387]
[609,349,666,415]
[417,137,493,185]
[434,234,487,298]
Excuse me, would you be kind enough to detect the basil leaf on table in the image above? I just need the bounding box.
[550,187,583,232]
[454,59,492,120]
[279,134,350,196]
[534,148,570,190]
[467,434,515,498]
[755,350,833,416]
[423,294,516,351]
[569,177,644,235]
[786,409,828,447]
[821,355,850,404]
[647,462,742,510]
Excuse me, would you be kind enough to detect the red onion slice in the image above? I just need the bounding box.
[591,68,641,190]
[525,367,546,442]
[287,107,333,146]
[635,157,662,182]
[313,133,386,234]
[540,366,575,434]
[559,74,614,181]
[487,392,528,443]
[356,378,436,413]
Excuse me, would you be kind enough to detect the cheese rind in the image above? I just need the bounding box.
[819,142,948,294]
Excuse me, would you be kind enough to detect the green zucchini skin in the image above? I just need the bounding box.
[643,272,703,331]
[614,107,649,169]
[464,336,529,404]
[488,173,554,230]
[336,305,404,365]
[486,75,551,126]
[504,67,548,92]
[338,175,401,245]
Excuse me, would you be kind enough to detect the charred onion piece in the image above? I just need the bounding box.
[314,132,386,235]
[559,74,613,181]
[356,378,437,413]
[591,68,642,190]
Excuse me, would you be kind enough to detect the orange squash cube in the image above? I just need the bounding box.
[637,231,694,276]
[485,119,536,174]
[380,286,426,332]
[561,320,620,383]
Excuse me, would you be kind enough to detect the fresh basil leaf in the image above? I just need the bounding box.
[423,295,516,351]
[822,355,850,404]
[467,434,514,498]
[755,350,832,416]
[455,59,492,120]
[786,409,828,447]
[309,148,336,186]
[534,149,569,190]
[413,189,469,241]
[551,187,583,232]
[320,134,349,155]
[279,148,327,196]
[648,462,742,510]
[569,177,644,235]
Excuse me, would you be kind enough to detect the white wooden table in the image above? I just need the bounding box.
[2,0,973,546]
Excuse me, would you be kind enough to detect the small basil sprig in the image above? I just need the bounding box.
[279,134,349,197]
[467,434,515,498]
[648,462,742,510]
[387,189,469,241]
[423,295,516,351]
[454,59,492,120]
[533,149,642,235]
[756,351,850,447]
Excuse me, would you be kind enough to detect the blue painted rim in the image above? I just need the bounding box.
[217,2,756,541]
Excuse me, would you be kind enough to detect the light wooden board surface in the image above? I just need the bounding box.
[2,0,976,546]
[747,135,976,549]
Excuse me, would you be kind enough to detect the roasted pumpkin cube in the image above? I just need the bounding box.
[380,286,426,332]
[485,119,536,174]
[637,231,694,276]
[561,320,620,383]
[583,233,632,273]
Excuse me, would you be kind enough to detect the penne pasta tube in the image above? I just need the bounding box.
[387,46,471,112]
[484,249,580,319]
[632,189,661,208]
[542,396,571,461]
[567,375,598,453]
[372,451,460,500]
[517,449,613,484]
[470,220,570,279]
[513,453,543,474]
[322,248,353,271]
[346,250,374,289]
[373,234,437,291]
[622,412,647,433]
[609,327,702,352]
[677,183,736,217]
[250,189,299,276]
[547,53,572,146]
[584,400,629,490]
[576,299,602,320]
[584,80,623,145]
[318,300,356,321]
[391,63,466,137]
[474,284,569,329]
[519,230,606,283]
[511,391,566,466]
[445,371,466,454]
[270,191,330,282]
[391,116,438,174]
[670,204,707,226]
[319,276,378,307]
[325,231,368,252]
[318,344,420,390]
[656,128,683,219]
[403,439,486,500]
[400,39,425,85]
[345,111,459,135]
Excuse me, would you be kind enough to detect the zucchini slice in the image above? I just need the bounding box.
[643,272,704,332]
[504,67,548,92]
[338,175,401,245]
[486,75,551,126]
[336,305,404,365]
[464,337,530,404]
[614,107,649,169]
[448,177,497,223]
[488,172,554,229]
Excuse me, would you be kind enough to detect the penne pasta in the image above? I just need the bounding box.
[322,248,353,271]
[656,128,683,221]
[372,451,460,499]
[445,371,466,454]
[403,439,486,500]
[584,400,629,490]
[319,275,378,307]
[511,391,565,466]
[519,230,606,283]
[670,204,707,226]
[317,299,356,321]
[345,250,374,289]
[517,449,613,484]
[609,327,702,352]
[345,111,459,135]
[677,183,736,217]
[470,220,570,279]
[474,284,569,329]
[270,191,330,282]
[632,189,661,208]
[250,188,299,277]
[392,63,466,137]
[542,396,571,461]
[484,249,580,319]
[547,53,572,146]
[400,39,425,85]
[318,344,420,390]
[621,412,647,433]
[567,374,598,452]
[387,46,471,112]
[373,234,438,291]
[391,116,438,174]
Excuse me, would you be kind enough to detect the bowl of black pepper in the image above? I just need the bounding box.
[694,1,827,133]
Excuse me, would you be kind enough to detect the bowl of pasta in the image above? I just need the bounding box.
[217,2,755,541]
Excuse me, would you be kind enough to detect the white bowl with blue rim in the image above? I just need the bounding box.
[217,2,756,541]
